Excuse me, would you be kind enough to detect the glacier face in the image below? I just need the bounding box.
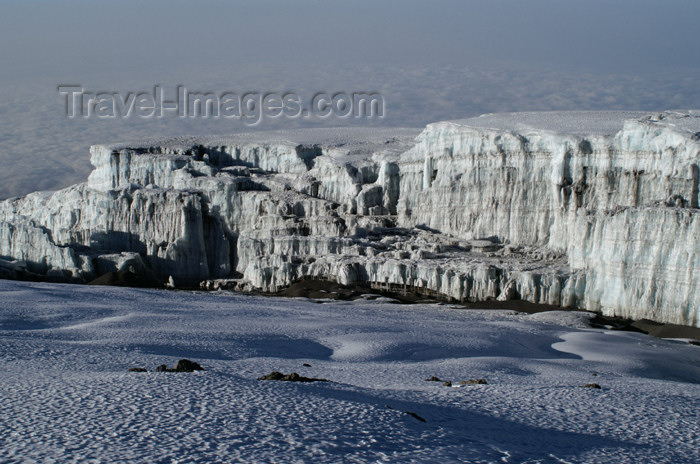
[398,111,700,325]
[1,112,699,326]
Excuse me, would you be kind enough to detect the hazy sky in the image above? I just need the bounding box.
[1,0,699,198]
[3,0,700,77]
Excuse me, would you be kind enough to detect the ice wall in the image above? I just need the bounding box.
[400,112,700,325]
[0,114,698,326]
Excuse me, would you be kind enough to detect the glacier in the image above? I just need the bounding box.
[1,111,699,326]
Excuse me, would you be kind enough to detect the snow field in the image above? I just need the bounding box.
[0,280,698,463]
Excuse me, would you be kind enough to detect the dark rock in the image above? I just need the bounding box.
[257,371,328,382]
[386,406,427,422]
[405,411,427,423]
[583,383,602,389]
[128,367,147,372]
[155,359,204,372]
[689,340,700,346]
[443,381,452,387]
[425,376,443,382]
[457,379,487,385]
[174,359,204,372]
[258,371,286,380]
[303,363,312,367]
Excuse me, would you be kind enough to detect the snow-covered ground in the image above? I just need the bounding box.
[0,280,698,463]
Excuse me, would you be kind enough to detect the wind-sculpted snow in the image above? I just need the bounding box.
[1,280,699,463]
[1,113,699,325]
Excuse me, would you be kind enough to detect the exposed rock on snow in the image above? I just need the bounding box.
[456,379,488,385]
[155,359,205,373]
[1,112,699,326]
[257,371,329,383]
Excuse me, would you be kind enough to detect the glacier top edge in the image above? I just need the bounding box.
[87,111,700,160]
[91,127,422,154]
[442,110,700,137]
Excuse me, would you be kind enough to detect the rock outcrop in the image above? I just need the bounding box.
[1,112,699,326]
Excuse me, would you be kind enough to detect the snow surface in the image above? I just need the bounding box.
[1,280,699,463]
[449,110,700,136]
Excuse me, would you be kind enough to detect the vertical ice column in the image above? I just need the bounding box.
[423,156,433,189]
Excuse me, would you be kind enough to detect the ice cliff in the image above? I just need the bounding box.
[1,111,699,326]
